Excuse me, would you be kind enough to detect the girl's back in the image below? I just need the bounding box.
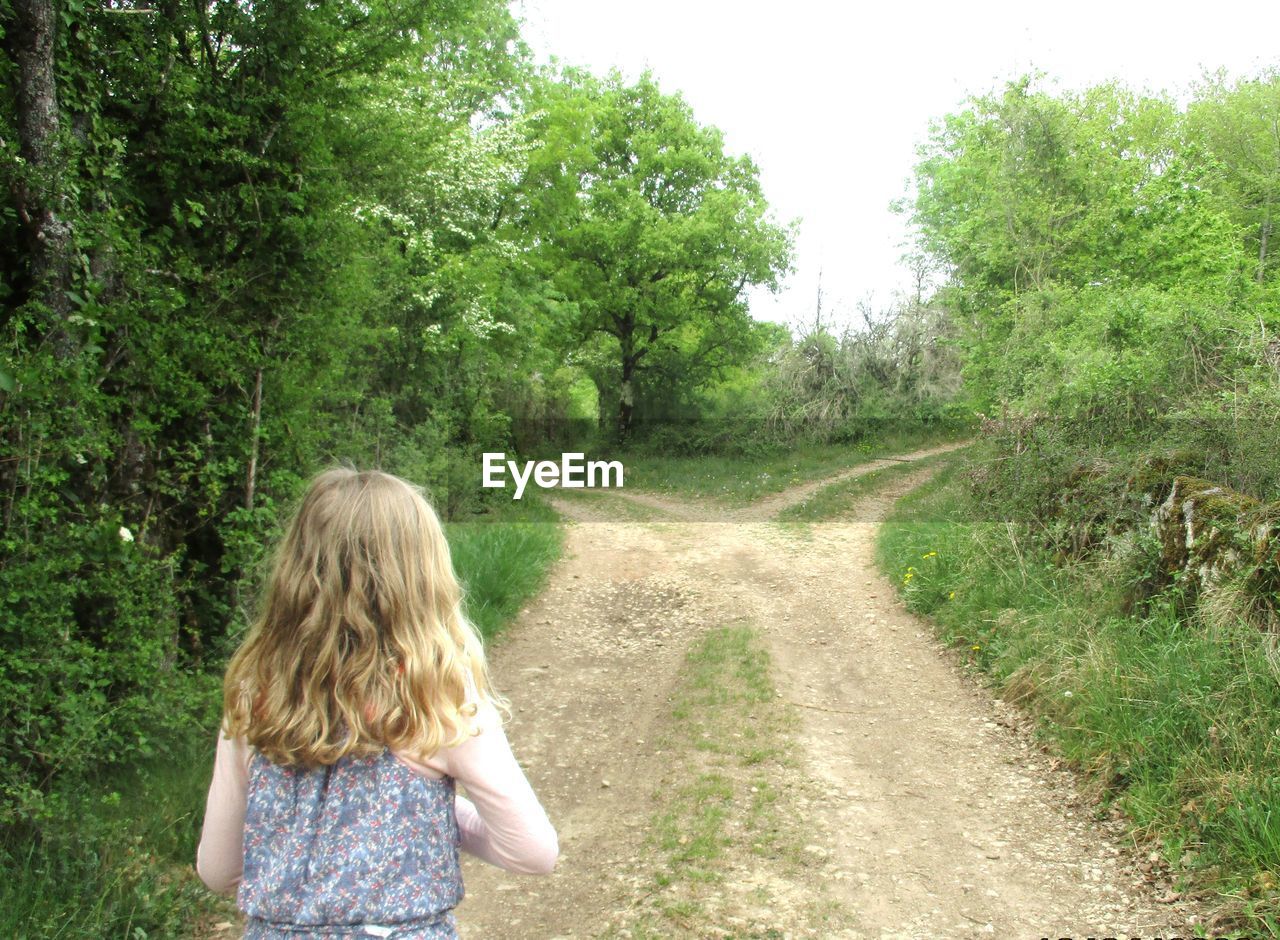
[240,748,462,938]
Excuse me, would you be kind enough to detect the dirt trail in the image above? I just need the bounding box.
[459,445,1203,938]
[574,441,968,524]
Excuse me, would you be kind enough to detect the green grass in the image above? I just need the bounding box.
[0,729,229,940]
[3,496,565,938]
[620,426,963,505]
[447,495,564,641]
[537,485,663,520]
[624,623,786,934]
[876,459,1280,935]
[657,624,783,884]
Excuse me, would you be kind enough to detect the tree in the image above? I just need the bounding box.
[908,77,1244,418]
[1188,70,1280,287]
[523,69,792,438]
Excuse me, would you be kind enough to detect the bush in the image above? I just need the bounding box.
[0,511,214,829]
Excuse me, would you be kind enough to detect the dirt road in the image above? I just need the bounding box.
[458,444,1203,938]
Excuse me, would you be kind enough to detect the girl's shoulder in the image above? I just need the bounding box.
[395,697,505,780]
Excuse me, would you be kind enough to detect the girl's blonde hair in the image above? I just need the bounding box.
[222,467,495,767]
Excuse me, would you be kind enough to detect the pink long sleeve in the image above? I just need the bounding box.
[401,702,559,875]
[196,727,251,895]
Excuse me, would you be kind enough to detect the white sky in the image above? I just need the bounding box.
[514,1,1280,334]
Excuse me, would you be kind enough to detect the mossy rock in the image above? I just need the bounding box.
[1055,458,1182,560]
[1152,476,1262,591]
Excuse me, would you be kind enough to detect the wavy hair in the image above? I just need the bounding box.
[222,467,496,767]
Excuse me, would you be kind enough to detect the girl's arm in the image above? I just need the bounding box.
[195,727,251,895]
[437,703,558,875]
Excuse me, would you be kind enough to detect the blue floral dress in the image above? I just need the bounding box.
[237,747,463,939]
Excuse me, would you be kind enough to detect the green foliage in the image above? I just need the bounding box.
[0,731,225,939]
[0,0,550,826]
[1164,381,1280,500]
[1188,69,1280,294]
[908,73,1277,424]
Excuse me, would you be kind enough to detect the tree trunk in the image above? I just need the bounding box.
[1258,196,1272,285]
[615,318,641,440]
[618,355,636,440]
[8,0,74,344]
[245,367,263,510]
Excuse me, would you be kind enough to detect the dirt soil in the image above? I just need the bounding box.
[458,444,1208,939]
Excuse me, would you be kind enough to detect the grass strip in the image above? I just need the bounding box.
[613,623,847,938]
[775,450,953,523]
[540,487,665,521]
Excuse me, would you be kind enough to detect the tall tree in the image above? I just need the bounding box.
[523,69,792,438]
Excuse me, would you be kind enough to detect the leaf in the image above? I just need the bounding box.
[0,366,14,392]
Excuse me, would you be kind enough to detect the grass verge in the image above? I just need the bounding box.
[0,729,228,940]
[4,497,564,938]
[611,623,849,938]
[536,486,664,521]
[448,496,564,642]
[876,459,1280,935]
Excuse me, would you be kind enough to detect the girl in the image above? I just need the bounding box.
[197,468,558,939]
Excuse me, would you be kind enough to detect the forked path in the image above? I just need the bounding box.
[458,445,1202,938]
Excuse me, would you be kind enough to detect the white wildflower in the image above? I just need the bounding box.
[118,526,134,543]
[75,453,87,464]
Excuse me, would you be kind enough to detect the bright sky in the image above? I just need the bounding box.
[514,0,1280,334]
